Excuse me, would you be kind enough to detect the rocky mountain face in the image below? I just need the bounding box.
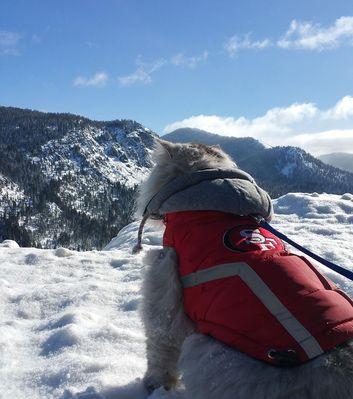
[0,106,156,249]
[163,128,353,197]
[318,152,353,173]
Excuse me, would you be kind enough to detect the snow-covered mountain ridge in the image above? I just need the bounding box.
[0,106,156,250]
[1,192,353,399]
[164,128,353,197]
[1,107,353,251]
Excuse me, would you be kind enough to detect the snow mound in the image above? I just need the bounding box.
[55,247,74,257]
[341,193,353,201]
[1,193,353,398]
[274,192,353,221]
[0,239,20,248]
[273,192,353,290]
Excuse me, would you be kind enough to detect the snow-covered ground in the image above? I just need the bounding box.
[1,192,353,399]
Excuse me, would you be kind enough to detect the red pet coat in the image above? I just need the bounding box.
[163,210,353,366]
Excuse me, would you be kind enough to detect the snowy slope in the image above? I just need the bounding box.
[1,193,353,399]
[0,173,27,217]
[0,107,156,250]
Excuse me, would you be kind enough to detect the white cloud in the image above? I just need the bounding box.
[164,96,353,155]
[171,51,209,68]
[118,58,165,86]
[224,34,271,57]
[323,95,353,119]
[73,72,108,88]
[0,30,21,55]
[118,52,208,87]
[278,16,353,50]
[286,129,353,155]
[223,16,353,56]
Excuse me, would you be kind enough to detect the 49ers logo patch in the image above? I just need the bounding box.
[223,225,283,252]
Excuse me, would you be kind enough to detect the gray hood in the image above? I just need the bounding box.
[144,168,273,221]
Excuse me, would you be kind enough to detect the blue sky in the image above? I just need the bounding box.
[1,0,353,154]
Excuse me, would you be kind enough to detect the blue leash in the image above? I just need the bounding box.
[259,219,353,282]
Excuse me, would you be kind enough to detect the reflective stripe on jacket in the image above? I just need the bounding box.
[163,210,353,366]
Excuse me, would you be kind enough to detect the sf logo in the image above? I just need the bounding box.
[223,226,279,252]
[240,229,277,251]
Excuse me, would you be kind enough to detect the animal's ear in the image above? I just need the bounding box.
[153,138,174,164]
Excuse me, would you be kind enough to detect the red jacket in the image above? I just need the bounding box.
[163,210,353,366]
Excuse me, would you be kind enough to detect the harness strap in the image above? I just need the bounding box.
[259,219,353,282]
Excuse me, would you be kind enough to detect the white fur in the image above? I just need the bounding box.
[140,247,194,393]
[138,139,353,398]
[136,139,235,217]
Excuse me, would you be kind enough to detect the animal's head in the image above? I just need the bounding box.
[136,139,236,217]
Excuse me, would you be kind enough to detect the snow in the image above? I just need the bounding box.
[39,126,152,188]
[0,225,153,399]
[0,173,27,216]
[1,192,353,399]
[0,239,20,248]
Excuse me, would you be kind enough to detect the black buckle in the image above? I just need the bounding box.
[267,349,299,367]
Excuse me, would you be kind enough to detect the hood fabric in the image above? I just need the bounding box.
[144,168,273,220]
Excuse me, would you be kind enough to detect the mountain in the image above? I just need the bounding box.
[2,110,352,250]
[163,128,353,197]
[164,128,266,162]
[318,152,353,173]
[0,106,156,249]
